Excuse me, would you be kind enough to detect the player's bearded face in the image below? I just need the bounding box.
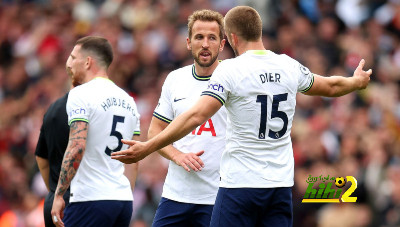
[189,20,223,68]
[66,62,83,87]
[66,45,84,87]
[192,48,219,67]
[67,67,82,87]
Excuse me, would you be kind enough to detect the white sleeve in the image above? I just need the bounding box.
[153,73,174,123]
[201,62,232,105]
[132,98,141,136]
[293,60,314,93]
[67,87,90,125]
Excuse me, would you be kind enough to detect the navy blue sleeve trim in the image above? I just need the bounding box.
[153,112,172,123]
[201,91,225,105]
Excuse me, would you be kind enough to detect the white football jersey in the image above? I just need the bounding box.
[67,77,140,202]
[202,50,314,188]
[154,64,227,205]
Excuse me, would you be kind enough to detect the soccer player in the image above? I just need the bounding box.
[112,6,372,227]
[151,9,227,227]
[51,36,140,227]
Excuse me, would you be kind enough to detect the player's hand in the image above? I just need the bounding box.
[51,195,65,227]
[111,139,150,163]
[353,59,372,89]
[173,151,205,172]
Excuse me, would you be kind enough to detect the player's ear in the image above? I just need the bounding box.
[186,37,192,51]
[219,39,226,51]
[231,33,238,47]
[85,56,92,70]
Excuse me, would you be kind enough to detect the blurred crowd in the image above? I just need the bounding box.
[0,0,399,226]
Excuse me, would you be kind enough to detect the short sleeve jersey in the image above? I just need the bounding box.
[202,50,314,188]
[67,77,140,202]
[154,65,227,205]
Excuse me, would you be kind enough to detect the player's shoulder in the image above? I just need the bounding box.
[218,57,236,67]
[168,64,192,79]
[69,82,88,96]
[274,52,299,66]
[69,78,112,99]
[210,59,235,77]
[105,81,135,101]
[162,64,193,87]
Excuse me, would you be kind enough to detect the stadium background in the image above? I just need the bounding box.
[0,0,399,226]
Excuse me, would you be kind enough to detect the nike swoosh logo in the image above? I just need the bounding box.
[174,97,186,102]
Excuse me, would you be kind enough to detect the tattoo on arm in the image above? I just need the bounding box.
[55,121,88,196]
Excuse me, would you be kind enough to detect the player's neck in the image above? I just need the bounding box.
[194,61,219,77]
[237,40,265,56]
[84,69,109,83]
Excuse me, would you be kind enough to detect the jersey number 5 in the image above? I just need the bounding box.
[256,93,288,139]
[105,115,125,156]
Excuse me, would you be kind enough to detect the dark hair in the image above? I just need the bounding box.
[188,9,224,40]
[224,6,262,41]
[75,36,113,68]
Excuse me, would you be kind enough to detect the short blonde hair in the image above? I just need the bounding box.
[76,36,113,68]
[188,9,224,40]
[224,6,262,41]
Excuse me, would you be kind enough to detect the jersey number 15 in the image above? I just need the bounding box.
[256,93,288,139]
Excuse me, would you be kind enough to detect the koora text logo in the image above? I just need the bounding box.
[302,175,357,203]
[207,82,224,92]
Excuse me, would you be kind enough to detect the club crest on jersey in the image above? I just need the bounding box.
[207,82,224,93]
[299,64,311,76]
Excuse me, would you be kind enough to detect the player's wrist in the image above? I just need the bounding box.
[145,140,159,158]
[54,192,64,198]
[170,151,181,164]
[352,76,364,90]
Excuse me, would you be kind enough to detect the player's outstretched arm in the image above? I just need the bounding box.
[51,121,88,227]
[304,59,372,97]
[112,96,222,163]
[148,116,204,172]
